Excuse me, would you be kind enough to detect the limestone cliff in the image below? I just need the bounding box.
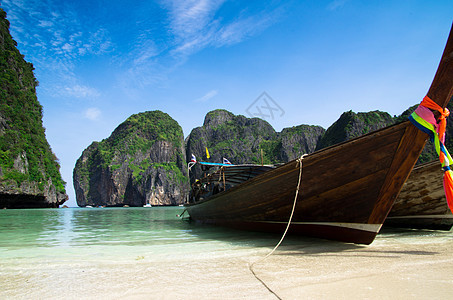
[73,111,188,207]
[316,110,395,151]
[278,125,325,161]
[186,109,277,164]
[0,9,67,208]
[185,109,325,182]
[73,104,448,206]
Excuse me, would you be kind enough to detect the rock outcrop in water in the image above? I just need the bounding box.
[73,111,188,207]
[0,9,67,208]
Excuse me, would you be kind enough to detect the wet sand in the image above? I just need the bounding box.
[1,229,452,300]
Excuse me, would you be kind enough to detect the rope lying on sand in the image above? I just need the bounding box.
[248,154,307,300]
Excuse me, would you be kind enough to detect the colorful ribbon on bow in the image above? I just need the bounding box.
[409,96,453,214]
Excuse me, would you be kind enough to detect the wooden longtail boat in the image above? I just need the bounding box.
[185,25,453,244]
[386,161,453,230]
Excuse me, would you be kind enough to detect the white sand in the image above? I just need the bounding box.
[1,232,453,300]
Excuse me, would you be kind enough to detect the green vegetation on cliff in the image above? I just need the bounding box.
[73,110,188,207]
[76,110,185,185]
[187,109,280,165]
[0,9,65,194]
[256,139,282,164]
[186,109,326,185]
[316,110,395,150]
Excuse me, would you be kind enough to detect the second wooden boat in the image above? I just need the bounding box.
[386,161,453,230]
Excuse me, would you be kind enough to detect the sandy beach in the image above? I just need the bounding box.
[1,227,452,300]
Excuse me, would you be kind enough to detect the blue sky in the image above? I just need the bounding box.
[2,0,452,207]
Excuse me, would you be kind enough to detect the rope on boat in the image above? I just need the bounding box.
[248,154,307,300]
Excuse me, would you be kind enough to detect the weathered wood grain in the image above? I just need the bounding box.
[386,161,453,230]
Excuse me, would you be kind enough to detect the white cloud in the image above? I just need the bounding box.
[156,0,223,57]
[118,1,284,91]
[2,1,114,88]
[84,107,101,121]
[160,0,282,59]
[195,90,218,102]
[327,0,348,11]
[214,15,275,47]
[38,20,53,27]
[4,0,284,93]
[61,43,74,52]
[165,0,225,38]
[87,28,114,55]
[63,84,101,98]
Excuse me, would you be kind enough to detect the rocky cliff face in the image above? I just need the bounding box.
[187,108,432,180]
[186,109,277,163]
[316,110,395,150]
[278,125,325,161]
[185,110,275,182]
[0,9,67,208]
[185,109,325,182]
[73,111,188,207]
[73,108,326,206]
[73,102,451,207]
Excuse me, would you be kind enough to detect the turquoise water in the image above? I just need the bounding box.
[1,207,452,255]
[1,207,453,299]
[0,207,189,250]
[0,207,283,260]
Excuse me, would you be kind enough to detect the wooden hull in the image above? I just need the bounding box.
[186,121,427,244]
[386,161,453,230]
[186,24,453,244]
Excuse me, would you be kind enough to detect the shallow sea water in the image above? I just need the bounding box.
[1,207,452,299]
[0,207,264,266]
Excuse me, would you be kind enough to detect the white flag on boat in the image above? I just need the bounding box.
[223,157,232,164]
[191,154,197,162]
